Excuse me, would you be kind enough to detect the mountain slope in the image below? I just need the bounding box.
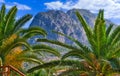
[30,9,113,44]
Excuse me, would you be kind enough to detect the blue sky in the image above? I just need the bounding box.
[3,0,68,17]
[1,0,120,27]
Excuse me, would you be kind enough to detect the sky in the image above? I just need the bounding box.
[1,0,120,27]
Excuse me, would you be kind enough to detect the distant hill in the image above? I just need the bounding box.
[30,9,113,44]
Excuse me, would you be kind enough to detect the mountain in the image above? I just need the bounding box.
[30,9,113,44]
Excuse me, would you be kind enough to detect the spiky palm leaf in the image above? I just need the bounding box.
[4,6,17,36]
[31,44,60,57]
[13,14,32,33]
[0,4,60,72]
[27,60,86,73]
[35,9,120,76]
[20,27,47,40]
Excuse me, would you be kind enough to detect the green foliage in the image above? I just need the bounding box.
[27,69,50,76]
[32,44,60,57]
[34,9,120,76]
[0,4,60,74]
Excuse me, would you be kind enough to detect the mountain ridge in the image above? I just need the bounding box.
[30,9,113,44]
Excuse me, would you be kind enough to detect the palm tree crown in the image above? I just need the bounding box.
[28,10,120,76]
[0,4,60,71]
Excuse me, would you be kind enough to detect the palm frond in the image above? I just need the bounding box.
[0,4,5,36]
[108,58,120,71]
[2,38,32,58]
[76,11,96,52]
[17,51,43,64]
[52,30,92,53]
[108,26,120,45]
[32,44,60,57]
[62,50,83,59]
[58,69,88,76]
[110,42,120,58]
[4,6,17,35]
[106,24,113,37]
[37,39,78,50]
[20,27,47,39]
[62,51,94,67]
[76,11,93,37]
[27,60,84,73]
[93,10,107,58]
[13,14,32,33]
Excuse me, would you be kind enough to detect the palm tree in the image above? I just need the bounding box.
[0,4,60,73]
[28,10,120,76]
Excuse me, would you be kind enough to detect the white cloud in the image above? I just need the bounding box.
[44,0,120,19]
[0,0,31,10]
[6,2,31,10]
[44,1,63,10]
[13,2,31,10]
[0,0,4,3]
[113,0,120,3]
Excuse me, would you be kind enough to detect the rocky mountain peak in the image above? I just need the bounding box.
[30,9,113,44]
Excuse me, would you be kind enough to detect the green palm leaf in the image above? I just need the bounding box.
[37,38,78,50]
[108,58,120,71]
[52,30,92,53]
[76,11,95,50]
[13,14,32,33]
[58,69,88,76]
[21,27,47,39]
[17,51,43,64]
[1,38,32,59]
[106,24,113,37]
[32,44,60,57]
[62,50,83,59]
[0,4,5,36]
[4,6,17,35]
[108,26,120,45]
[27,60,85,73]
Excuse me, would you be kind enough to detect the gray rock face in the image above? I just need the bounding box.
[30,9,113,44]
